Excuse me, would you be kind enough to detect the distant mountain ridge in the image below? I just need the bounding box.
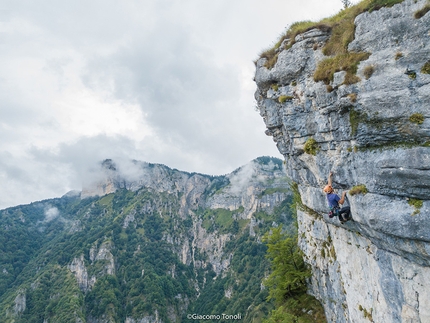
[0,156,293,323]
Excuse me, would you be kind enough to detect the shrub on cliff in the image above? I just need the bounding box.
[341,0,353,8]
[409,113,425,125]
[421,60,430,74]
[408,198,423,216]
[349,184,368,195]
[271,83,279,91]
[395,51,403,60]
[304,138,319,156]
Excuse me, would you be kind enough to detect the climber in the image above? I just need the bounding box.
[323,172,351,224]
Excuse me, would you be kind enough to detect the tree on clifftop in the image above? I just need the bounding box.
[341,0,352,8]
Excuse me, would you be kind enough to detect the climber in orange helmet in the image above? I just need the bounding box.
[324,171,351,223]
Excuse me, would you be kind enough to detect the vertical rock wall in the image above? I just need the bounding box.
[255,1,430,322]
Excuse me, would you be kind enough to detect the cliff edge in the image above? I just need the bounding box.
[255,0,430,322]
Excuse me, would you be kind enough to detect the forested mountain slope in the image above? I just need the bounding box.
[0,157,294,323]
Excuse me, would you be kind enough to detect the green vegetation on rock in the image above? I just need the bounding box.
[409,113,425,125]
[262,226,326,323]
[200,208,237,233]
[255,156,284,168]
[290,182,320,219]
[349,184,368,195]
[395,51,403,60]
[314,52,370,85]
[304,137,319,156]
[408,71,417,79]
[259,0,405,70]
[260,187,290,197]
[421,60,430,74]
[278,95,294,103]
[357,140,430,152]
[348,107,429,148]
[408,198,423,216]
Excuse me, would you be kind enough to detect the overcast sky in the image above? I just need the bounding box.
[0,0,354,209]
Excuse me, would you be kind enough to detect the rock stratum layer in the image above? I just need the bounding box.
[255,1,430,322]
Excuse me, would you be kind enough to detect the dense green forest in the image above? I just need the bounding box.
[0,157,318,323]
[262,227,326,323]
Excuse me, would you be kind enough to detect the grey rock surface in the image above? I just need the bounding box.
[255,0,430,322]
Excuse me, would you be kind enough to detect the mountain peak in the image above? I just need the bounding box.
[81,157,284,199]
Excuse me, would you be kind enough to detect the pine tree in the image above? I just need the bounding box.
[262,226,326,323]
[341,0,352,8]
[262,227,309,305]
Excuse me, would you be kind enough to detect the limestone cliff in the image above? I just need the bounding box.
[255,1,430,322]
[80,158,290,277]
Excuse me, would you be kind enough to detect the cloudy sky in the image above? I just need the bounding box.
[0,0,353,209]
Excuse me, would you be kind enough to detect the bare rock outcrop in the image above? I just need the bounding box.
[255,1,430,322]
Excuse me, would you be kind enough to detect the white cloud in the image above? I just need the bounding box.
[228,162,257,195]
[0,0,349,208]
[44,206,59,222]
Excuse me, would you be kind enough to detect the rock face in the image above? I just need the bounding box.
[80,158,290,276]
[68,255,92,292]
[13,290,26,315]
[255,1,430,322]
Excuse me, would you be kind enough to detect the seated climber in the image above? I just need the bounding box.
[323,172,351,223]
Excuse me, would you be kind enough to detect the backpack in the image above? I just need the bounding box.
[328,205,340,218]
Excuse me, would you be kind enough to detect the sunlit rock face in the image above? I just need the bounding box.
[255,0,430,322]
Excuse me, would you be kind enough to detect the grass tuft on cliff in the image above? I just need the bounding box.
[259,21,331,69]
[259,0,405,70]
[363,65,375,79]
[349,184,368,195]
[414,1,430,19]
[408,198,423,216]
[314,52,370,84]
[421,60,430,74]
[279,95,294,103]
